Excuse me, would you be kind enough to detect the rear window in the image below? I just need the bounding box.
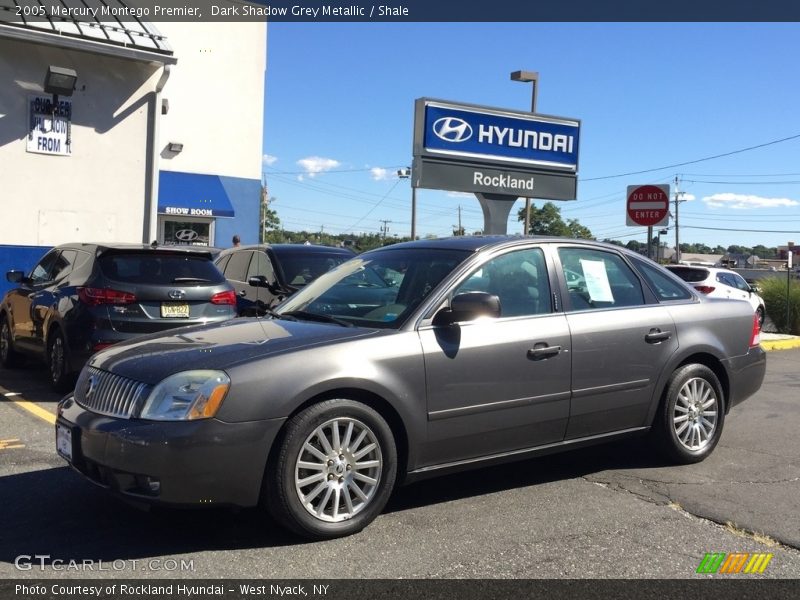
[666,266,709,283]
[98,253,225,285]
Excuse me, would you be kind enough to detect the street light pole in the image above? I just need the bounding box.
[511,70,539,236]
[397,168,416,240]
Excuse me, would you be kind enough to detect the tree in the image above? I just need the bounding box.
[517,202,593,239]
[259,186,281,243]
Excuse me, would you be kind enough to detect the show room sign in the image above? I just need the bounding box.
[27,95,72,156]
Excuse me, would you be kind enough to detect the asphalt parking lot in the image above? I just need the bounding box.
[0,347,798,580]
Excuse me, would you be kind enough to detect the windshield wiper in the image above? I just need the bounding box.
[282,310,354,328]
[261,308,298,321]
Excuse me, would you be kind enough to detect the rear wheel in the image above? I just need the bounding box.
[265,399,397,540]
[654,364,725,464]
[47,329,74,393]
[0,315,23,368]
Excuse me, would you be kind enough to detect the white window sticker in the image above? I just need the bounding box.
[579,259,614,303]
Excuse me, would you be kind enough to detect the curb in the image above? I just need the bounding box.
[761,338,800,352]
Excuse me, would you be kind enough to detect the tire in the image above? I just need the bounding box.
[0,315,23,368]
[653,364,725,464]
[756,306,765,328]
[265,399,397,540]
[47,329,74,393]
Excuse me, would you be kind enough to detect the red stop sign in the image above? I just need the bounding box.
[626,185,670,227]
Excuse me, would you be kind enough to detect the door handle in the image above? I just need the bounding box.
[238,290,247,297]
[527,345,562,360]
[645,329,671,344]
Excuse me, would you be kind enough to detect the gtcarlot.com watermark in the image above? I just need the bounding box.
[15,554,195,573]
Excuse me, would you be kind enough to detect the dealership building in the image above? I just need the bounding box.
[0,8,266,295]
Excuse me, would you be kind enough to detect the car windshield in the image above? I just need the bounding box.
[276,247,471,328]
[270,248,354,288]
[98,252,225,285]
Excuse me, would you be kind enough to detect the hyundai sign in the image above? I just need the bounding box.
[413,98,580,200]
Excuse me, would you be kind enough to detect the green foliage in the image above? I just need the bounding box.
[517,202,593,239]
[759,275,800,334]
[262,230,411,252]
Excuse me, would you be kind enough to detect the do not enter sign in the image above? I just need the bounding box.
[626,184,670,227]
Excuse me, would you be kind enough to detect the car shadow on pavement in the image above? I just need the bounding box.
[0,436,672,563]
[387,436,672,514]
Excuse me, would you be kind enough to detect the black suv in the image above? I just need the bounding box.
[0,243,236,391]
[215,244,355,316]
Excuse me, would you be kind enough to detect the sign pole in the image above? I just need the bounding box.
[787,250,793,332]
[647,226,653,260]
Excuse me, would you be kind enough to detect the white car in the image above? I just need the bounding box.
[665,265,766,326]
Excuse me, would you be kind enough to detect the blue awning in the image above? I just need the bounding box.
[158,171,235,218]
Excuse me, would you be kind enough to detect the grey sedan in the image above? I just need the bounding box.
[56,237,766,539]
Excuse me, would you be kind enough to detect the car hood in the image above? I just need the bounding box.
[87,317,379,384]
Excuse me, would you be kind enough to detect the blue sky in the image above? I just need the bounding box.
[262,23,800,250]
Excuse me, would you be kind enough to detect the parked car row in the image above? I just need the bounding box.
[52,237,766,540]
[1,242,348,391]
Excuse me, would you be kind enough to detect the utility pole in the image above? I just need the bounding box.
[379,219,392,240]
[458,205,462,235]
[673,175,687,264]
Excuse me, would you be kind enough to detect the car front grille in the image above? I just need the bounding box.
[74,367,151,419]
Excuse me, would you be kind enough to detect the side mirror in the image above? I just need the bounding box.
[6,270,25,284]
[434,291,501,326]
[248,275,270,288]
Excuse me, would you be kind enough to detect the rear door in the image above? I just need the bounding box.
[555,245,679,440]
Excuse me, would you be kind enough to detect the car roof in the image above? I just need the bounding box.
[56,242,217,257]
[369,235,634,255]
[216,243,355,258]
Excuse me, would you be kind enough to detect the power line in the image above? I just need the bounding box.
[580,133,800,182]
[682,225,800,234]
[683,179,800,185]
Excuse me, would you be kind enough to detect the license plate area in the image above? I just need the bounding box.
[161,302,189,318]
[56,424,73,462]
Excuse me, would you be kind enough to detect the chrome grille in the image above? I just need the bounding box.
[74,367,151,419]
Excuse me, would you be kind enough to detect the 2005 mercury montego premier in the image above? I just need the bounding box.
[56,236,766,540]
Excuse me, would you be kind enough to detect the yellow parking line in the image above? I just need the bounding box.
[10,399,57,425]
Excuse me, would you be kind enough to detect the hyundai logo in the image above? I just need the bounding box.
[432,117,473,143]
[175,229,199,242]
[168,289,186,300]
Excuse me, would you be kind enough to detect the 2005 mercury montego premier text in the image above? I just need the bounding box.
[56,236,765,540]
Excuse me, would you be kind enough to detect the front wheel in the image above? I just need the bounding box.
[653,364,725,464]
[265,399,397,540]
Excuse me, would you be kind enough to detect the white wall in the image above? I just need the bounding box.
[0,37,162,246]
[156,23,266,181]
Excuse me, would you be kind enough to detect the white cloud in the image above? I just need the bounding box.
[296,156,340,177]
[447,191,473,198]
[371,167,389,181]
[262,154,278,166]
[702,193,799,210]
[679,193,696,202]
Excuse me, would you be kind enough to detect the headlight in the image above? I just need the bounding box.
[138,370,230,421]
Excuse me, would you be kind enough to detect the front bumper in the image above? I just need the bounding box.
[723,345,767,411]
[56,396,285,507]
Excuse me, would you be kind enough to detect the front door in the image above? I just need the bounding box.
[419,246,572,466]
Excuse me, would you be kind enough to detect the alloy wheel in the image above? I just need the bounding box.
[294,417,383,523]
[672,377,719,452]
